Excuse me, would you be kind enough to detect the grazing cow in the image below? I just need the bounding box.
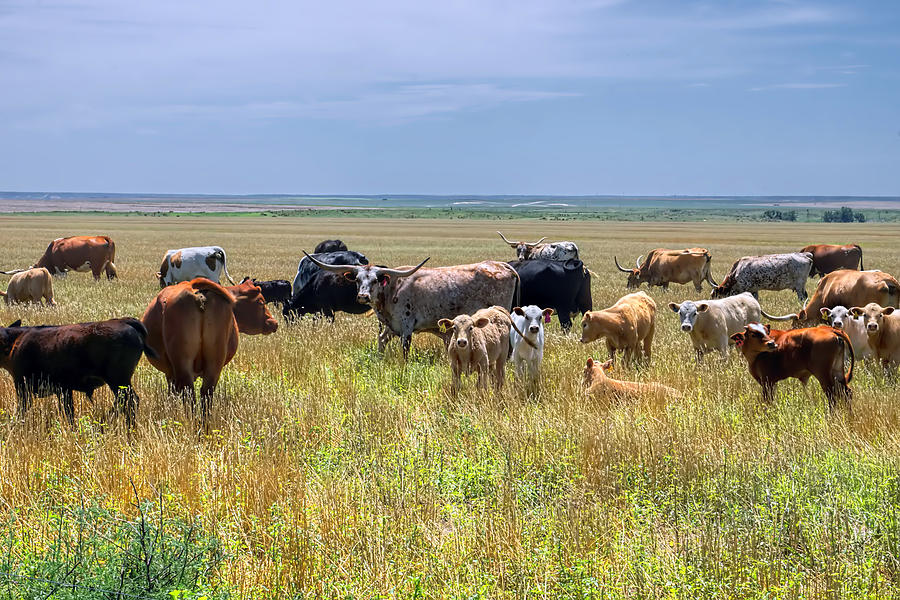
[614,248,716,292]
[580,291,656,366]
[801,244,863,277]
[141,279,239,424]
[438,306,511,395]
[497,232,579,261]
[1,235,117,280]
[225,279,279,334]
[731,323,853,410]
[314,239,348,253]
[508,259,592,331]
[848,303,900,369]
[819,306,872,360]
[583,358,681,402]
[711,252,813,302]
[667,292,762,359]
[773,270,900,326]
[248,278,292,308]
[286,250,371,319]
[509,305,554,387]
[1,267,55,306]
[303,253,519,357]
[0,317,155,427]
[157,246,235,288]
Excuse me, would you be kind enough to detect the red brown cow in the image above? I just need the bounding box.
[614,248,716,292]
[768,270,900,326]
[32,236,117,280]
[800,244,863,277]
[225,279,279,334]
[731,323,853,410]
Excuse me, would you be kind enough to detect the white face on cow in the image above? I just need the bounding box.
[347,267,390,305]
[669,301,708,333]
[820,306,856,330]
[850,303,894,333]
[513,305,552,337]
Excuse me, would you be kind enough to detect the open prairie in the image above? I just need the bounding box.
[1,215,900,598]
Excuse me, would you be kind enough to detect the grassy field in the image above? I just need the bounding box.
[1,215,900,598]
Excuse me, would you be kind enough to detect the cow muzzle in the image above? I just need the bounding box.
[529,325,540,334]
[766,341,777,350]
[681,324,692,332]
[357,294,370,304]
[264,319,279,334]
[456,339,468,348]
[867,322,879,332]
[832,321,844,329]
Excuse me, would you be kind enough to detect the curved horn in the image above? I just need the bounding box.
[525,237,547,247]
[0,268,27,275]
[302,251,362,275]
[497,231,517,247]
[635,255,644,269]
[613,256,631,273]
[374,257,430,278]
[760,309,798,321]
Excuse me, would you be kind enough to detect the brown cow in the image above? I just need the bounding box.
[768,270,900,326]
[848,303,900,370]
[583,358,680,402]
[33,236,117,280]
[141,279,239,424]
[225,279,279,334]
[438,305,511,395]
[614,248,715,292]
[731,323,853,410]
[801,244,863,277]
[1,267,55,306]
[580,291,656,365]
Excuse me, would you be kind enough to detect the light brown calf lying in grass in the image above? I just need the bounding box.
[582,357,681,402]
[438,305,511,396]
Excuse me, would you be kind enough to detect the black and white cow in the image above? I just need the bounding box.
[712,252,813,303]
[285,250,371,320]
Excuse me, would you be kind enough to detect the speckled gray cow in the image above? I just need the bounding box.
[302,253,519,358]
[712,252,813,303]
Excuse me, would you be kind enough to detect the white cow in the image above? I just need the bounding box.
[510,305,554,385]
[820,305,873,360]
[157,246,235,288]
[668,292,762,360]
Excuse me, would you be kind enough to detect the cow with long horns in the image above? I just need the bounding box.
[497,232,579,261]
[614,248,716,292]
[302,253,519,357]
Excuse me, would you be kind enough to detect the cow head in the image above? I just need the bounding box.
[498,231,546,260]
[850,303,894,333]
[0,320,25,368]
[820,306,857,330]
[583,357,613,387]
[730,323,777,357]
[302,251,429,307]
[227,280,279,335]
[438,314,490,351]
[613,256,643,289]
[513,305,554,337]
[668,301,709,333]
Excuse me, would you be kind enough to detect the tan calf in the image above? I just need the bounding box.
[849,303,900,369]
[1,267,55,306]
[583,358,681,402]
[580,291,656,365]
[438,305,511,395]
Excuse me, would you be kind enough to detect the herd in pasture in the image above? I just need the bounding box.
[0,232,896,429]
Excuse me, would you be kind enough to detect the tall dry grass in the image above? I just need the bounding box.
[0,215,899,598]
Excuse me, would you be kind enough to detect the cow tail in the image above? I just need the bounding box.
[222,250,236,285]
[856,245,864,271]
[122,317,159,360]
[836,329,854,384]
[511,269,521,311]
[108,237,117,270]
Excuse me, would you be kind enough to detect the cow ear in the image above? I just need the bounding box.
[343,272,356,281]
[513,307,525,316]
[241,276,251,284]
[820,308,831,320]
[697,303,709,312]
[668,302,680,313]
[884,307,895,315]
[586,358,594,368]
[474,317,490,328]
[849,307,864,317]
[542,308,555,317]
[438,319,453,333]
[601,359,613,370]
[8,319,22,328]
[764,324,771,334]
[730,332,744,344]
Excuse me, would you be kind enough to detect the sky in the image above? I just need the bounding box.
[1,0,898,196]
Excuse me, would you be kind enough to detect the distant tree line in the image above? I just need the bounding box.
[762,209,797,221]
[823,206,866,223]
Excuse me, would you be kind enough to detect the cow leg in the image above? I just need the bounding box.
[105,262,117,280]
[377,325,393,353]
[15,379,32,419]
[693,277,703,293]
[642,326,654,364]
[57,390,75,428]
[401,335,412,359]
[606,340,617,365]
[111,383,138,429]
[199,373,221,429]
[494,356,506,391]
[760,380,776,404]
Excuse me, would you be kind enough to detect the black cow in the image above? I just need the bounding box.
[314,239,348,253]
[285,250,370,320]
[0,317,156,427]
[250,278,292,308]
[508,259,592,331]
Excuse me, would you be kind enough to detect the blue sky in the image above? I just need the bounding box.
[1,0,897,196]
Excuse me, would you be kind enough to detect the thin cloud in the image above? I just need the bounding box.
[750,82,847,91]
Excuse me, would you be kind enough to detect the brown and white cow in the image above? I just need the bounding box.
[1,236,117,280]
[582,357,681,402]
[1,267,55,306]
[731,323,853,410]
[848,303,900,369]
[614,248,716,292]
[769,270,900,326]
[438,306,511,396]
[580,291,656,366]
[157,246,235,288]
[302,253,519,358]
[801,244,863,277]
[497,232,579,261]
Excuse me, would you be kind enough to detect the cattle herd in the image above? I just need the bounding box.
[0,233,895,429]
